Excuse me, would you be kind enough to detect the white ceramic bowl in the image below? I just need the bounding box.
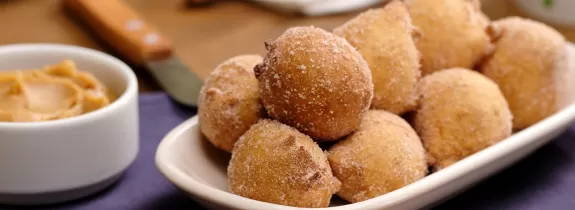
[0,44,139,205]
[513,0,575,28]
[156,43,575,210]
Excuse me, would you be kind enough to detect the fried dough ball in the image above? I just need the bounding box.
[413,68,512,171]
[405,0,491,75]
[326,110,427,203]
[198,55,265,152]
[228,119,341,208]
[333,0,420,114]
[480,17,572,130]
[255,26,373,141]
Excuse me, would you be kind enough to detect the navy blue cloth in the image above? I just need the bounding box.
[2,92,574,210]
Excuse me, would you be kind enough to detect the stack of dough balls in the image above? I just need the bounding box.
[196,0,572,207]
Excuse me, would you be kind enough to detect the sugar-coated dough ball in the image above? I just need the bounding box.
[326,110,427,203]
[333,0,421,114]
[480,17,572,130]
[198,55,265,152]
[405,0,492,75]
[413,68,512,171]
[228,119,341,208]
[255,26,373,141]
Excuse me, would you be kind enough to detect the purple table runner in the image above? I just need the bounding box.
[2,92,574,210]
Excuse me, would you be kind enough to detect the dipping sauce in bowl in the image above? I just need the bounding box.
[0,44,139,206]
[0,60,116,122]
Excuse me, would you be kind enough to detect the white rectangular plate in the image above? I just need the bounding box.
[155,43,575,210]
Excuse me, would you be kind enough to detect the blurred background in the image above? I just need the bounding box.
[0,0,573,93]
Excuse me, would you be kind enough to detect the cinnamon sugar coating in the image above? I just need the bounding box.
[327,110,427,203]
[333,0,421,114]
[228,119,341,208]
[255,26,373,141]
[198,54,265,152]
[405,0,492,75]
[480,17,572,129]
[413,68,512,171]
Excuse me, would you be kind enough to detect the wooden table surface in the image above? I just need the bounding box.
[1,0,574,92]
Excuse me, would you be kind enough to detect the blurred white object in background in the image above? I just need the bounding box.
[513,0,575,28]
[251,0,383,16]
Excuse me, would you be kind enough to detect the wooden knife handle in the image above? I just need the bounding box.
[64,0,173,65]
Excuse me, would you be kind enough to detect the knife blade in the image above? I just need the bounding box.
[64,0,203,106]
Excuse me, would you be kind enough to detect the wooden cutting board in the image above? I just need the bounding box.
[0,0,574,92]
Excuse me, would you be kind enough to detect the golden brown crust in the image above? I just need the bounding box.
[255,26,373,141]
[326,110,427,203]
[480,17,571,130]
[228,119,341,208]
[333,0,421,114]
[198,54,265,152]
[405,0,491,75]
[413,68,512,171]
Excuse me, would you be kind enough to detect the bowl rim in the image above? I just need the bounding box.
[0,43,138,129]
